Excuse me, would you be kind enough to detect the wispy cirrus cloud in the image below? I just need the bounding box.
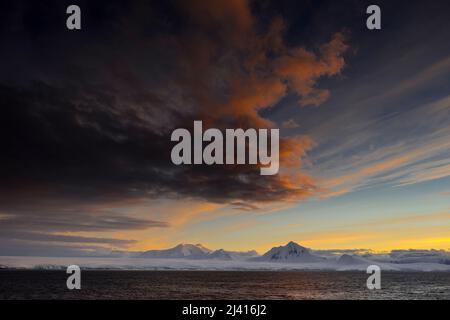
[309,83,450,197]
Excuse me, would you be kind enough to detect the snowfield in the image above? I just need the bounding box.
[1,255,450,272]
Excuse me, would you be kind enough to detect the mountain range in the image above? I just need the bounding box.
[2,241,450,271]
[136,242,331,262]
[139,243,259,260]
[105,241,450,266]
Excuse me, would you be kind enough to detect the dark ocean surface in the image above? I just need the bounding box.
[1,270,449,300]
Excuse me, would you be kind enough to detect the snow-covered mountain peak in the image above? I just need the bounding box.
[286,241,309,252]
[260,241,325,262]
[140,243,211,259]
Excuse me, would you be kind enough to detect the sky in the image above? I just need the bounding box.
[0,0,449,256]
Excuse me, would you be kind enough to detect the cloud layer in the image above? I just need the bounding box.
[0,0,349,255]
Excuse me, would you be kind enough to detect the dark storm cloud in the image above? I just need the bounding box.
[0,239,125,257]
[0,0,348,203]
[0,231,138,246]
[0,201,169,233]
